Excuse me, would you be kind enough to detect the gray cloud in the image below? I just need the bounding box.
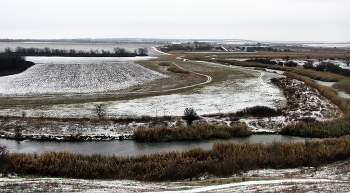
[1,0,349,41]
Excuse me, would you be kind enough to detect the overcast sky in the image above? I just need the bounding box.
[1,0,349,42]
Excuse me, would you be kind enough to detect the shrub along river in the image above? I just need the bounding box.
[0,134,312,156]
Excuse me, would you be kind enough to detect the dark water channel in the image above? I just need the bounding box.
[0,135,312,156]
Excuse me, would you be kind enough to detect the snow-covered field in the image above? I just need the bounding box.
[0,60,286,118]
[0,57,165,95]
[0,59,342,135]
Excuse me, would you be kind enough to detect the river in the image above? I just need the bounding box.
[0,135,312,156]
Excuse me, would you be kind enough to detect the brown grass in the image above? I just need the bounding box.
[158,62,171,66]
[2,136,350,181]
[167,67,190,74]
[333,78,350,94]
[134,123,251,142]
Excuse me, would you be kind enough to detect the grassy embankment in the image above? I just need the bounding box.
[280,72,350,138]
[217,59,350,138]
[1,136,350,181]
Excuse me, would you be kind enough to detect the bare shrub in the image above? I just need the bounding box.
[158,62,171,66]
[94,104,106,119]
[0,144,9,174]
[235,106,281,117]
[167,67,190,74]
[182,108,200,126]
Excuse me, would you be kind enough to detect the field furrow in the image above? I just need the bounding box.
[0,59,167,95]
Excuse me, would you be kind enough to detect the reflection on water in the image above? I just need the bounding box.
[0,135,312,156]
[315,80,350,99]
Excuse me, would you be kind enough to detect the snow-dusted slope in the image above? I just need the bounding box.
[0,57,166,95]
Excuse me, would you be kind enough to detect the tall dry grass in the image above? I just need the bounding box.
[290,68,345,82]
[219,59,350,138]
[2,136,350,181]
[281,115,350,138]
[333,78,350,94]
[134,123,251,142]
[281,72,350,137]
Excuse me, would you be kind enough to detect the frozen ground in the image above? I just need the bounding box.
[0,60,342,137]
[0,61,286,117]
[0,158,349,192]
[0,57,164,95]
[238,58,350,70]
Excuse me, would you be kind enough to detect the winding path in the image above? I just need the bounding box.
[129,62,213,94]
[155,179,346,193]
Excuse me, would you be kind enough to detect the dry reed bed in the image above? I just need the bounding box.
[217,59,346,82]
[219,59,350,112]
[2,136,350,181]
[217,59,350,138]
[333,78,350,94]
[263,66,350,138]
[283,72,349,112]
[133,123,251,142]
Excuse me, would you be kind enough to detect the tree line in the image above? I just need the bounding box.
[0,53,34,76]
[160,44,219,52]
[245,46,286,52]
[303,60,350,77]
[245,57,350,76]
[2,47,148,57]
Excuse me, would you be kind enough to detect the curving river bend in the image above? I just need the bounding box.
[0,134,312,156]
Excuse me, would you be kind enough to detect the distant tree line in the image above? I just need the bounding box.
[246,57,350,77]
[303,61,350,77]
[245,58,299,67]
[246,46,289,52]
[160,44,216,52]
[1,47,148,57]
[245,58,277,65]
[0,53,35,76]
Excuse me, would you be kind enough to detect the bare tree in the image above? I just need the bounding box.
[137,47,148,56]
[94,104,106,119]
[182,108,199,126]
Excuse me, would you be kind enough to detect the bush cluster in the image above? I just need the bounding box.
[307,62,350,77]
[1,136,350,181]
[235,106,281,117]
[245,58,277,65]
[167,67,190,74]
[133,123,251,142]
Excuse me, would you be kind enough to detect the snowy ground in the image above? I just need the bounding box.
[0,60,342,137]
[0,57,164,95]
[236,58,350,70]
[1,158,349,192]
[0,60,285,118]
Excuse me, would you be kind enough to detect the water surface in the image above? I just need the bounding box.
[0,135,312,156]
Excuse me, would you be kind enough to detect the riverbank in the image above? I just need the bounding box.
[0,74,342,141]
[1,136,349,181]
[1,157,350,193]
